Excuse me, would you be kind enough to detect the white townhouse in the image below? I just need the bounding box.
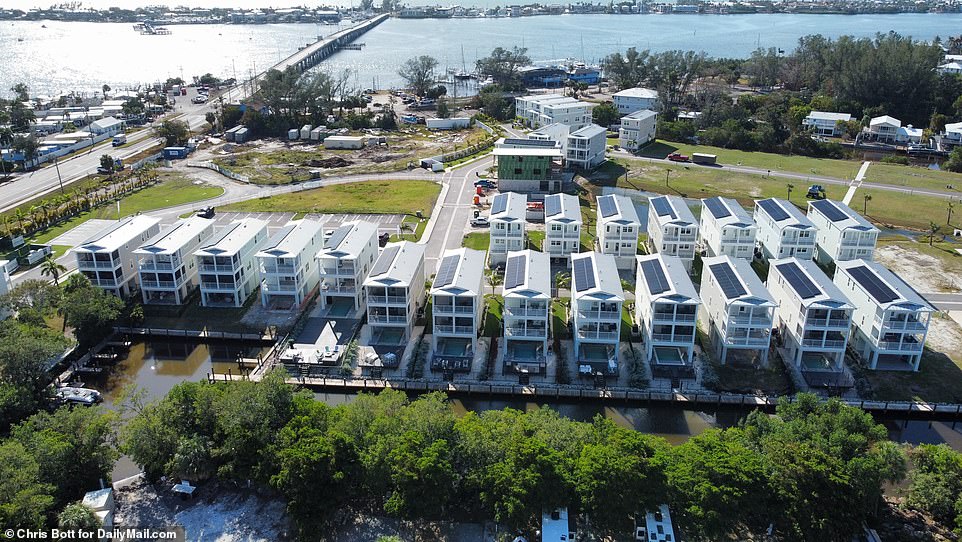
[134,216,215,305]
[619,109,657,151]
[647,195,698,271]
[566,123,607,169]
[807,199,880,265]
[528,123,570,149]
[834,260,934,371]
[699,197,756,260]
[596,194,641,270]
[570,252,624,376]
[364,241,426,345]
[699,256,777,365]
[634,254,700,367]
[430,248,486,371]
[502,249,551,374]
[768,258,853,372]
[938,61,962,75]
[802,111,851,137]
[753,198,817,261]
[868,115,901,143]
[514,94,594,129]
[316,220,379,318]
[612,87,659,116]
[256,220,323,309]
[544,193,582,262]
[944,122,962,145]
[489,192,527,266]
[75,215,161,297]
[195,218,269,308]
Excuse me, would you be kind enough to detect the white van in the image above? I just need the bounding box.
[112,134,127,146]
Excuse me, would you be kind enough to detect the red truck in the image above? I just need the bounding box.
[667,152,690,162]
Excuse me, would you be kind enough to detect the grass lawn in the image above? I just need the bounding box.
[527,230,545,251]
[482,294,503,337]
[621,306,634,341]
[30,176,224,245]
[142,293,272,334]
[551,300,570,340]
[699,329,793,395]
[221,180,440,216]
[390,215,428,242]
[462,232,490,251]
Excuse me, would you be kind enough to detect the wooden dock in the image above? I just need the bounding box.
[114,326,275,343]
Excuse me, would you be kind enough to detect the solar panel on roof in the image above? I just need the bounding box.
[545,195,561,217]
[775,262,821,300]
[573,257,596,292]
[326,226,351,250]
[370,245,400,277]
[640,259,670,295]
[504,254,527,289]
[757,199,789,222]
[704,197,731,220]
[847,265,899,304]
[504,138,556,147]
[434,254,460,288]
[651,197,676,219]
[709,262,747,299]
[810,199,848,222]
[599,196,618,218]
[491,195,507,215]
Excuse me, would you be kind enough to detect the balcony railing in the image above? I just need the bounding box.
[435,324,475,335]
[320,265,356,276]
[200,264,238,273]
[434,304,474,314]
[652,333,695,343]
[77,260,116,270]
[577,309,620,321]
[369,295,407,305]
[139,261,174,271]
[89,277,118,287]
[880,319,927,332]
[321,282,356,294]
[262,264,296,274]
[577,330,619,340]
[141,280,176,289]
[369,314,408,324]
[727,315,772,326]
[504,306,548,318]
[802,338,846,348]
[505,326,548,337]
[264,282,298,292]
[201,282,237,291]
[725,336,770,346]
[807,317,849,328]
[878,340,924,351]
[652,312,696,323]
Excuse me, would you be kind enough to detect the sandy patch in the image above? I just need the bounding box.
[927,314,962,360]
[875,244,961,293]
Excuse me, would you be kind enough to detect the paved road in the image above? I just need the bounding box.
[921,292,962,312]
[423,156,494,270]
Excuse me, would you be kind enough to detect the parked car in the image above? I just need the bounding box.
[667,152,690,162]
[378,232,391,247]
[191,94,208,104]
[471,216,490,227]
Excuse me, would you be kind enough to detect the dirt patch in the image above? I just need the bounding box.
[927,314,962,360]
[875,244,962,293]
[304,156,353,168]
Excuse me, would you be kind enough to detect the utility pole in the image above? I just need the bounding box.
[54,157,65,194]
[665,169,671,188]
[948,201,955,226]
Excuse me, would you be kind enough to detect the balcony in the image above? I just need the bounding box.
[139,261,174,271]
[725,336,770,346]
[880,319,927,332]
[577,329,619,341]
[504,305,548,318]
[840,238,876,248]
[802,338,846,348]
[651,333,695,343]
[369,295,407,305]
[878,339,924,352]
[88,277,118,287]
[369,314,408,324]
[727,314,772,327]
[320,264,356,277]
[434,304,474,314]
[548,231,580,239]
[264,282,298,292]
[807,317,850,328]
[77,260,117,270]
[320,281,356,294]
[505,326,548,337]
[201,281,236,291]
[577,308,621,321]
[200,264,238,273]
[262,264,296,274]
[141,280,177,289]
[435,324,475,335]
[652,312,696,323]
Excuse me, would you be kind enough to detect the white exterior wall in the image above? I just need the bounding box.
[197,221,269,308]
[257,222,324,309]
[699,200,756,260]
[566,128,606,169]
[137,219,215,306]
[75,218,161,298]
[613,92,659,115]
[619,110,657,151]
[317,226,379,315]
[699,257,776,365]
[753,201,817,261]
[809,210,879,265]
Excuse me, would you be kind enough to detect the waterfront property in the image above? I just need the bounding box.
[514,94,594,130]
[430,248,486,373]
[493,137,566,193]
[618,109,658,151]
[867,115,901,143]
[75,215,161,297]
[944,121,962,145]
[613,87,659,116]
[807,199,879,265]
[502,249,551,375]
[364,241,426,345]
[88,116,124,137]
[565,123,607,170]
[489,192,528,266]
[802,111,851,137]
[195,218,269,308]
[634,254,700,374]
[767,258,853,376]
[571,251,624,376]
[897,125,924,144]
[700,255,777,365]
[316,220,379,318]
[597,193,641,270]
[543,193,582,262]
[938,61,962,75]
[256,220,324,309]
[753,198,817,261]
[699,196,756,260]
[647,195,698,271]
[833,259,933,371]
[134,216,215,305]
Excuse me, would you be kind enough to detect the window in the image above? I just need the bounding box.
[514,168,522,175]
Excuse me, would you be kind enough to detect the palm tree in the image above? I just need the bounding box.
[863,193,872,216]
[948,201,955,226]
[786,183,794,201]
[13,208,26,235]
[40,256,67,286]
[928,222,942,247]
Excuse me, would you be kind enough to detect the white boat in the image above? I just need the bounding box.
[56,386,103,406]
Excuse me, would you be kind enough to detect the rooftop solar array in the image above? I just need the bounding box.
[573,257,596,292]
[640,259,670,295]
[370,245,400,277]
[504,254,527,289]
[847,265,899,304]
[775,261,820,300]
[503,138,556,147]
[434,254,460,288]
[810,199,848,222]
[757,199,789,221]
[709,262,747,299]
[598,196,618,218]
[651,197,676,219]
[545,195,562,217]
[703,197,731,220]
[491,194,508,215]
[325,226,350,251]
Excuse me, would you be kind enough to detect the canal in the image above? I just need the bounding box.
[89,340,962,478]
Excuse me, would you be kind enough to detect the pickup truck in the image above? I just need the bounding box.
[667,152,690,162]
[471,216,490,228]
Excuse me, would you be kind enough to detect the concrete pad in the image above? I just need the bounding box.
[48,219,117,247]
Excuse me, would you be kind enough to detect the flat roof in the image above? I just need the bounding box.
[806,111,851,122]
[755,198,815,229]
[770,257,853,309]
[256,219,322,258]
[835,259,933,311]
[317,220,378,259]
[195,218,268,257]
[702,197,754,229]
[491,192,527,221]
[431,247,486,296]
[503,249,551,298]
[76,215,160,253]
[613,87,659,100]
[571,251,624,301]
[364,241,425,287]
[135,216,213,255]
[545,193,582,224]
[808,199,878,232]
[569,123,606,139]
[636,254,700,304]
[623,109,658,121]
[870,115,901,128]
[703,255,776,305]
[598,194,641,225]
[650,195,696,227]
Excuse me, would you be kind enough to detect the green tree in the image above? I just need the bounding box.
[906,444,962,527]
[154,119,190,146]
[0,320,71,429]
[602,47,651,90]
[11,82,29,102]
[99,154,115,174]
[945,146,962,173]
[9,101,36,132]
[58,502,100,532]
[0,440,54,530]
[167,435,214,482]
[435,97,450,119]
[39,256,66,286]
[397,56,439,96]
[592,101,620,128]
[121,97,144,117]
[60,275,124,348]
[101,84,111,99]
[385,433,455,521]
[11,134,39,166]
[475,47,530,88]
